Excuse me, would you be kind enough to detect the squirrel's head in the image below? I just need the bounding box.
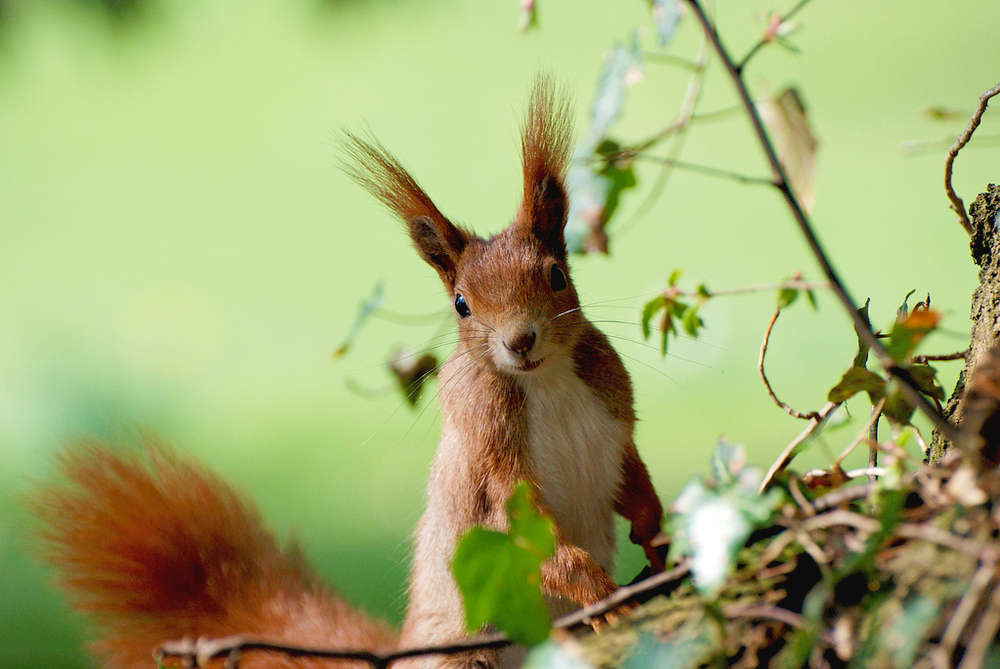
[344,77,581,376]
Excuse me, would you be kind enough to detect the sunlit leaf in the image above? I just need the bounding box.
[648,0,681,48]
[452,483,555,646]
[884,308,940,362]
[641,295,666,340]
[524,640,595,669]
[565,37,644,254]
[777,286,798,309]
[668,268,684,287]
[710,438,746,485]
[827,366,885,404]
[669,441,783,596]
[680,303,703,337]
[757,87,818,213]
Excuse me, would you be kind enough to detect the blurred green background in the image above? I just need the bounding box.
[1,1,997,667]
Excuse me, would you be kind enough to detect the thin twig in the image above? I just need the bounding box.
[867,403,881,483]
[935,547,997,663]
[894,522,987,557]
[760,401,840,492]
[957,551,1000,669]
[631,154,774,185]
[944,81,1000,236]
[736,0,816,72]
[676,279,831,299]
[157,562,694,668]
[835,397,886,470]
[811,482,876,512]
[912,349,968,365]
[722,603,832,644]
[683,0,960,445]
[615,33,711,237]
[758,306,821,420]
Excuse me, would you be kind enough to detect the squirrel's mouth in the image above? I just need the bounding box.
[517,357,545,372]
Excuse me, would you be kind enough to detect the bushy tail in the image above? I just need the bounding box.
[30,438,396,669]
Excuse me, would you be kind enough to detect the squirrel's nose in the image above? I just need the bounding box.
[505,330,536,356]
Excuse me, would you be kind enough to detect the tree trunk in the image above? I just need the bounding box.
[929,184,1000,463]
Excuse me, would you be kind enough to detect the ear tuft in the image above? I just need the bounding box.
[341,131,469,287]
[521,75,574,258]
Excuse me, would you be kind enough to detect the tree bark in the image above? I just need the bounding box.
[929,184,1000,463]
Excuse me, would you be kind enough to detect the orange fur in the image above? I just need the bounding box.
[346,76,664,669]
[33,77,663,669]
[30,438,395,669]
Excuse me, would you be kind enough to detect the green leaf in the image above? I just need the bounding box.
[681,303,703,337]
[641,295,666,340]
[595,140,638,225]
[882,383,915,425]
[452,483,556,646]
[852,298,873,370]
[908,363,945,401]
[525,641,595,669]
[623,631,712,669]
[668,268,684,287]
[884,309,940,362]
[669,441,783,597]
[895,289,916,321]
[777,286,799,309]
[709,438,745,486]
[805,288,818,310]
[827,367,885,404]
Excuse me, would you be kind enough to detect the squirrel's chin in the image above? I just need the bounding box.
[496,355,547,375]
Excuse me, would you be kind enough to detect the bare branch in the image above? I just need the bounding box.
[944,81,1000,236]
[913,349,969,365]
[157,562,693,669]
[682,0,960,444]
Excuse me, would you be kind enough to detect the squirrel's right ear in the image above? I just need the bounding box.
[342,132,469,288]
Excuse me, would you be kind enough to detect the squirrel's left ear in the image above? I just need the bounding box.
[519,76,574,260]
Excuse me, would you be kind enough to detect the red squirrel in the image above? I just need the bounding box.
[31,77,663,669]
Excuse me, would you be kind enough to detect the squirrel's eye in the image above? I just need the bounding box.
[550,265,568,292]
[454,293,471,318]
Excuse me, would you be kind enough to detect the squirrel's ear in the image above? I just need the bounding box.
[519,76,574,259]
[342,132,469,288]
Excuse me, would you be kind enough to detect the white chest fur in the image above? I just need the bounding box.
[517,359,627,574]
